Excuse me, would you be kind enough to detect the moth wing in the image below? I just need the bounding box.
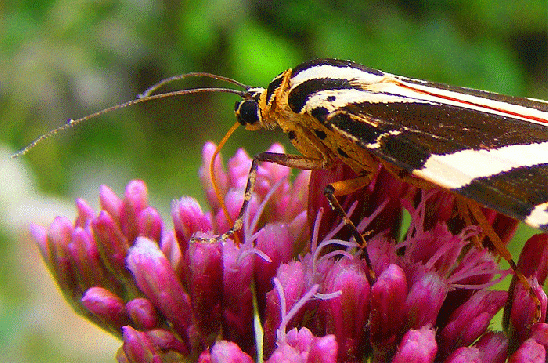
[317,96,548,231]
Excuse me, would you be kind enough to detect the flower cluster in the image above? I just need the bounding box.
[31,142,548,362]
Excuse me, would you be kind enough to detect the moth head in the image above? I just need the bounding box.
[235,87,265,131]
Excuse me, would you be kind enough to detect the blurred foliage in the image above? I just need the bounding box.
[1,0,546,361]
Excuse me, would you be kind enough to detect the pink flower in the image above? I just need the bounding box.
[30,143,548,362]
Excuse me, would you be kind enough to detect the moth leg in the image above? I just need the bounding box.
[455,198,485,249]
[216,152,329,243]
[466,200,542,323]
[216,151,377,285]
[324,175,377,285]
[329,176,372,196]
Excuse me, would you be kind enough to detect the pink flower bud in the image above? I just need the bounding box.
[209,341,253,363]
[439,290,507,357]
[82,287,129,332]
[370,264,407,357]
[320,259,370,361]
[136,206,163,242]
[171,197,212,246]
[92,210,129,273]
[405,273,448,329]
[75,198,95,228]
[99,184,123,222]
[126,298,158,330]
[392,327,437,363]
[127,237,191,342]
[189,240,223,341]
[120,180,148,243]
[509,339,546,363]
[121,326,162,363]
[474,332,508,363]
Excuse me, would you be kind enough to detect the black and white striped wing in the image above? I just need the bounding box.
[289,59,548,230]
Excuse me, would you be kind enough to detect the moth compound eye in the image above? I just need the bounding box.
[235,100,260,127]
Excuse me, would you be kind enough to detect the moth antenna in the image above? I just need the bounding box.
[12,85,245,159]
[139,72,249,98]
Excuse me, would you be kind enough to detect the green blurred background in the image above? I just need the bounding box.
[1,0,546,361]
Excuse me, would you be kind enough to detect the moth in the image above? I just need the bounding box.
[231,59,548,308]
[15,58,548,314]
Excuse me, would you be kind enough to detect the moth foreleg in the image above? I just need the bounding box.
[217,150,377,285]
[217,152,328,243]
